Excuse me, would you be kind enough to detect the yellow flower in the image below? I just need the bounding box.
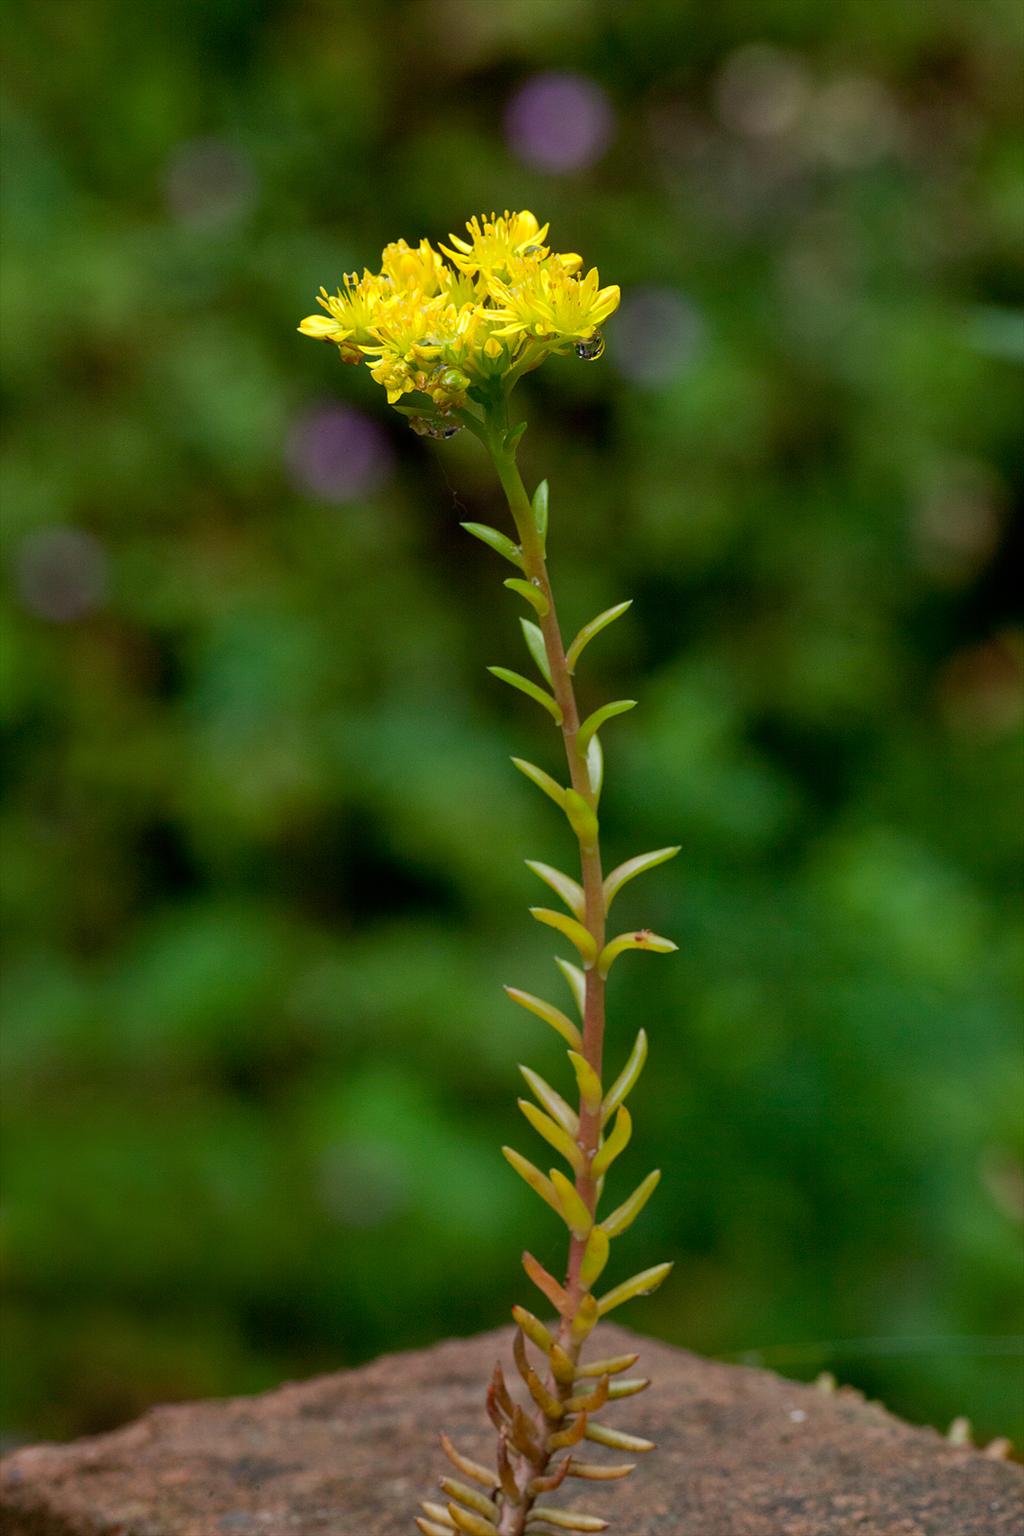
[485,262,620,346]
[298,271,390,362]
[440,209,551,278]
[379,237,446,296]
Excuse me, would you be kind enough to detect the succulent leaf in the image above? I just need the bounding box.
[574,1352,640,1379]
[504,985,583,1051]
[570,1292,599,1342]
[525,859,585,919]
[590,1105,632,1177]
[488,666,563,724]
[565,600,633,674]
[584,1423,655,1453]
[511,756,567,808]
[555,958,587,1020]
[600,1168,661,1238]
[578,1225,611,1288]
[597,929,677,977]
[511,1304,554,1354]
[504,576,550,617]
[417,1517,456,1536]
[561,789,599,850]
[549,1167,593,1238]
[439,1479,499,1521]
[460,521,524,569]
[440,1435,497,1489]
[529,907,598,964]
[502,1145,562,1216]
[603,845,680,912]
[528,1509,609,1531]
[601,1029,648,1123]
[519,1064,579,1136]
[522,1250,571,1315]
[518,1098,585,1171]
[595,1260,673,1318]
[520,617,553,684]
[547,1412,589,1450]
[446,1503,499,1536]
[586,733,604,800]
[532,478,549,544]
[576,699,636,760]
[566,1050,602,1113]
[565,1460,636,1480]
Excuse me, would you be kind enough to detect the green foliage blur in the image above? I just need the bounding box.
[2,0,1022,1451]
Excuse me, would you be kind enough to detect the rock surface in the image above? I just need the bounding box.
[1,1325,1020,1535]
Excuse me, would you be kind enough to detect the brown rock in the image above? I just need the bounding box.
[1,1325,1020,1535]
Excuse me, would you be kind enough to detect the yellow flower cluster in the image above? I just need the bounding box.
[298,211,619,420]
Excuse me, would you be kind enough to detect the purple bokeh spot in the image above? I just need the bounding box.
[610,287,705,386]
[286,405,393,503]
[15,527,108,623]
[505,72,614,174]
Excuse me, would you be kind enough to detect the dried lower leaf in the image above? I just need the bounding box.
[522,1250,570,1315]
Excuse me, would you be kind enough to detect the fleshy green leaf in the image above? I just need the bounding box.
[530,907,598,964]
[575,1352,639,1379]
[532,478,549,544]
[460,521,524,569]
[576,699,636,760]
[601,1029,648,1123]
[502,1146,562,1216]
[549,1168,593,1239]
[563,789,599,850]
[570,1291,599,1342]
[584,1423,655,1453]
[555,958,587,1021]
[439,1478,499,1522]
[504,985,583,1051]
[603,846,681,912]
[597,929,677,978]
[586,733,604,801]
[591,1105,632,1177]
[488,667,562,724]
[600,1169,661,1238]
[595,1260,674,1318]
[567,1050,603,1114]
[560,1461,636,1480]
[518,1099,585,1172]
[578,1225,611,1288]
[504,576,549,617]
[519,1064,579,1136]
[520,617,553,684]
[446,1501,500,1536]
[440,1435,497,1488]
[511,757,566,808]
[529,1511,608,1532]
[526,860,585,919]
[565,600,632,674]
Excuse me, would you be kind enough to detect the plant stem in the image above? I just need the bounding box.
[486,425,609,1521]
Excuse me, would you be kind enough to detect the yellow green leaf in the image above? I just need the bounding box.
[503,576,549,617]
[549,1167,593,1239]
[555,957,587,1020]
[591,1105,632,1177]
[525,860,585,919]
[530,907,598,965]
[518,1099,585,1172]
[601,1029,648,1123]
[600,1169,661,1238]
[488,666,562,724]
[511,756,566,808]
[566,600,633,674]
[459,521,524,569]
[576,699,636,760]
[503,986,582,1051]
[567,1050,602,1114]
[519,1064,579,1136]
[562,789,599,850]
[597,929,677,978]
[603,846,680,912]
[578,1225,611,1289]
[595,1261,673,1318]
[502,1146,562,1216]
[520,617,553,685]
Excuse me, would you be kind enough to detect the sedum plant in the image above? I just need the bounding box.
[300,210,678,1536]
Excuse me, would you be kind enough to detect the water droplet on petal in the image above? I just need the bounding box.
[575,331,605,361]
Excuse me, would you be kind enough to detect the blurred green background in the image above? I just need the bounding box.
[2,0,1022,1451]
